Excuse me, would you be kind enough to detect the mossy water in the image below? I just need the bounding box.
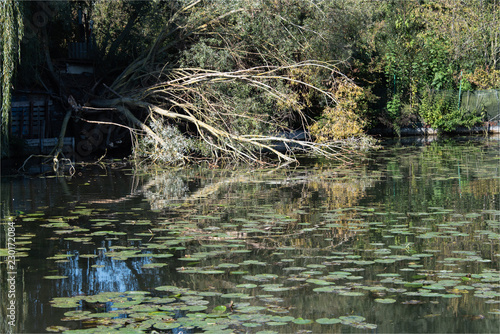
[1,137,499,333]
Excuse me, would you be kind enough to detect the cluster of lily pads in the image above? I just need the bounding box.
[35,196,499,333]
[47,286,381,333]
[2,141,499,333]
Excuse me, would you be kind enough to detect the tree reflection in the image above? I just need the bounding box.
[1,137,499,333]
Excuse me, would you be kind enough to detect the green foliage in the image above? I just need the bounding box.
[386,94,402,123]
[181,39,234,71]
[382,1,456,100]
[371,0,498,131]
[384,93,403,134]
[4,0,499,163]
[419,89,484,132]
[92,0,498,149]
[92,0,183,69]
[464,67,500,90]
[0,0,23,155]
[179,0,377,132]
[188,79,282,138]
[418,0,500,73]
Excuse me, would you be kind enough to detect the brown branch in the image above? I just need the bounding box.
[115,105,168,148]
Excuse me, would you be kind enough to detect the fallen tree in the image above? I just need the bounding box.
[86,62,365,166]
[39,0,376,170]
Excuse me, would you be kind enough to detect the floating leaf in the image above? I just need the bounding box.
[375,298,397,304]
[339,315,365,324]
[153,322,180,330]
[236,283,258,289]
[46,326,69,332]
[316,318,341,324]
[213,305,227,314]
[267,321,288,326]
[292,318,312,324]
[142,263,167,269]
[422,284,446,291]
[306,279,333,286]
[236,306,266,313]
[199,270,225,274]
[43,275,68,280]
[243,322,262,328]
[313,286,344,293]
[339,290,365,297]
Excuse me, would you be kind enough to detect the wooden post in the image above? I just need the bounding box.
[19,105,25,137]
[29,100,34,138]
[45,98,50,137]
[458,70,463,110]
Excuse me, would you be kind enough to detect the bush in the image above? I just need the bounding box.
[419,89,483,132]
[309,78,367,141]
[134,118,192,165]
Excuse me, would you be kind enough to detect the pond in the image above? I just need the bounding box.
[1,137,499,334]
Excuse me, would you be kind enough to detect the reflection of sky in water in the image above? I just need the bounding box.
[58,250,162,295]
[55,251,191,334]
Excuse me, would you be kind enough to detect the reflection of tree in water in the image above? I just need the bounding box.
[57,250,159,295]
[84,168,192,208]
[462,178,500,199]
[124,161,380,222]
[56,164,382,296]
[378,139,500,213]
[161,164,376,211]
[140,172,190,210]
[277,167,377,213]
[136,164,381,252]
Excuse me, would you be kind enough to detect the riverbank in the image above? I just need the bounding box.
[369,121,500,137]
[2,127,498,176]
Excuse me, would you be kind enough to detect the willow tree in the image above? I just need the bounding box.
[0,0,23,156]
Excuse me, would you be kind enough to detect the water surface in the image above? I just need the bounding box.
[1,137,499,333]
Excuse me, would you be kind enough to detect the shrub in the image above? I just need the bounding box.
[419,89,483,132]
[309,78,367,141]
[134,118,192,165]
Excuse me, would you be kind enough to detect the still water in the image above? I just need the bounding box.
[1,137,499,333]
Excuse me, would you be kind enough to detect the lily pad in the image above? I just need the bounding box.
[374,298,397,304]
[153,322,180,330]
[43,275,68,280]
[292,318,312,324]
[316,317,341,324]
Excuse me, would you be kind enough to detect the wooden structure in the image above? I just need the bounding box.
[10,93,52,138]
[10,92,74,155]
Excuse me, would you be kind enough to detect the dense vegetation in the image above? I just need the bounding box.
[1,0,499,164]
